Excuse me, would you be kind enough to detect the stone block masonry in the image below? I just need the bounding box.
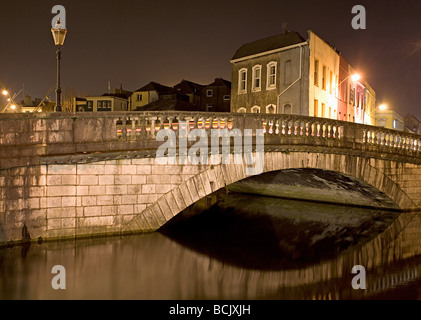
[1,151,421,246]
[0,158,208,245]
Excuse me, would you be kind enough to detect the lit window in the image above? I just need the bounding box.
[238,68,247,93]
[267,62,276,89]
[252,65,262,91]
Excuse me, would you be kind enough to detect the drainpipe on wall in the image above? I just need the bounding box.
[277,43,305,113]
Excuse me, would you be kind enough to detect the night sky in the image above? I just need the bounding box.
[1,0,421,119]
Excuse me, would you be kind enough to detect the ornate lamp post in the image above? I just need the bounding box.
[51,18,67,112]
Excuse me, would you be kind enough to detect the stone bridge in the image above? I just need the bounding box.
[1,111,421,245]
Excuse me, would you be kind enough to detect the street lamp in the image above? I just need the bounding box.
[379,104,387,111]
[331,73,361,96]
[51,18,67,112]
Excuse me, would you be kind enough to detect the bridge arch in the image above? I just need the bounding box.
[123,151,417,233]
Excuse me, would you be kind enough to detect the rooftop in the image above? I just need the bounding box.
[231,31,306,60]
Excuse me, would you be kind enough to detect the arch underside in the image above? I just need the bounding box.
[123,151,417,234]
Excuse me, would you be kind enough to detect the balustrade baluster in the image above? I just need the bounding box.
[268,120,274,134]
[275,120,280,134]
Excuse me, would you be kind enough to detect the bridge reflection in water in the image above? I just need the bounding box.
[1,192,420,300]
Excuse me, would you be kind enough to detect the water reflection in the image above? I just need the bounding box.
[161,194,400,270]
[0,194,420,300]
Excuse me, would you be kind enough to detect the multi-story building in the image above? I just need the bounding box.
[130,82,180,111]
[374,106,405,131]
[74,94,129,112]
[230,31,309,114]
[200,78,231,112]
[174,78,231,112]
[404,114,421,134]
[230,30,376,123]
[174,80,204,107]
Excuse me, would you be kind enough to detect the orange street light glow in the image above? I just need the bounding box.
[351,74,361,82]
[379,104,387,110]
[2,90,8,96]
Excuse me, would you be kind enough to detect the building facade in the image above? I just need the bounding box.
[374,107,405,131]
[230,30,376,124]
[404,114,421,134]
[230,32,309,115]
[74,95,128,112]
[200,78,231,112]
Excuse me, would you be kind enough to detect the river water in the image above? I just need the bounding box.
[1,193,420,300]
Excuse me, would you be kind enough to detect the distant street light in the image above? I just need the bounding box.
[2,89,8,96]
[51,18,67,112]
[351,73,361,82]
[331,73,361,97]
[379,104,387,110]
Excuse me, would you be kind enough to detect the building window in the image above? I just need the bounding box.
[252,65,262,91]
[223,95,230,101]
[137,94,142,101]
[206,89,213,97]
[238,107,246,113]
[267,62,277,89]
[266,104,276,114]
[314,99,318,117]
[251,106,260,113]
[322,66,327,90]
[284,60,292,85]
[238,68,247,94]
[329,71,333,93]
[86,101,93,112]
[378,117,386,128]
[283,104,292,114]
[206,104,212,111]
[321,103,326,118]
[350,87,355,104]
[97,100,112,111]
[314,59,319,86]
